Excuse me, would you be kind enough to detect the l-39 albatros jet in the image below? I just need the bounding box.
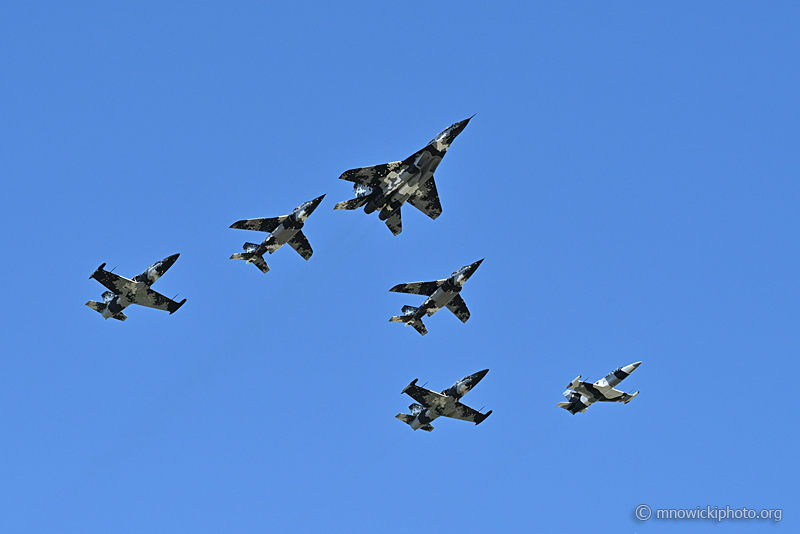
[396,370,493,432]
[86,254,186,321]
[333,117,472,235]
[389,259,483,336]
[558,361,642,414]
[229,195,325,273]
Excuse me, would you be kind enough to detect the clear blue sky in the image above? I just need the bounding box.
[1,2,797,532]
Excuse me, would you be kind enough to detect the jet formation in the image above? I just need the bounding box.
[558,361,642,414]
[86,254,186,321]
[396,370,493,432]
[389,259,483,335]
[229,195,326,273]
[334,117,472,235]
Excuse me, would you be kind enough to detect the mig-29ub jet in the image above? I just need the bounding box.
[333,117,473,235]
[229,194,326,273]
[558,361,642,414]
[86,253,186,321]
[396,369,493,432]
[389,259,483,336]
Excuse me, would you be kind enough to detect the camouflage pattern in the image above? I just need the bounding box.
[229,194,325,273]
[85,253,186,320]
[389,259,483,336]
[333,117,472,235]
[395,369,492,432]
[557,361,641,415]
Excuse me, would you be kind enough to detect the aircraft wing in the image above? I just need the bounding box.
[389,280,444,296]
[402,382,446,408]
[338,161,404,188]
[91,266,129,295]
[445,294,470,323]
[134,287,186,314]
[287,230,313,260]
[230,216,287,233]
[573,382,637,403]
[446,402,491,424]
[407,176,442,220]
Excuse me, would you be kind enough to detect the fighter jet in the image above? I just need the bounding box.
[229,194,325,273]
[396,369,493,432]
[558,361,642,414]
[333,117,472,235]
[389,259,483,336]
[86,253,186,321]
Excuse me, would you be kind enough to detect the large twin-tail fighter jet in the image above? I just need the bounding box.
[229,195,325,273]
[86,253,187,321]
[333,117,472,235]
[558,361,642,414]
[396,369,493,432]
[389,259,483,336]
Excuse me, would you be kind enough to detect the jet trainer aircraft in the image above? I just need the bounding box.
[229,194,325,273]
[86,253,186,321]
[558,361,642,414]
[396,369,493,432]
[389,259,483,336]
[333,117,472,235]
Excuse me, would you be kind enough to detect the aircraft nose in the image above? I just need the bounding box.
[623,361,642,374]
[163,253,180,267]
[471,369,489,383]
[463,258,484,279]
[447,116,473,141]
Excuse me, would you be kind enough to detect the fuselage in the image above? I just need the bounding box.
[362,118,470,219]
[406,369,488,429]
[250,198,320,259]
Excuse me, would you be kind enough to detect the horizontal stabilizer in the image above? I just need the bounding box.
[85,301,127,321]
[230,253,269,273]
[334,197,369,210]
[419,424,434,432]
[624,391,640,404]
[385,208,402,236]
[556,402,571,410]
[395,413,414,425]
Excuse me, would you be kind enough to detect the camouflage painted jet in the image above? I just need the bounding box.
[229,194,325,273]
[558,361,642,415]
[86,253,186,321]
[396,369,493,432]
[389,259,483,336]
[333,117,472,235]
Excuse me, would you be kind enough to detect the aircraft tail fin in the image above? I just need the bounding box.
[334,196,369,210]
[389,307,427,335]
[395,413,434,432]
[85,301,127,321]
[230,252,270,273]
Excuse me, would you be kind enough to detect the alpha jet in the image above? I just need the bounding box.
[396,369,493,432]
[229,194,325,273]
[333,117,472,235]
[86,253,186,321]
[558,361,642,414]
[389,259,483,336]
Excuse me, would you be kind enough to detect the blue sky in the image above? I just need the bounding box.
[1,2,797,532]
